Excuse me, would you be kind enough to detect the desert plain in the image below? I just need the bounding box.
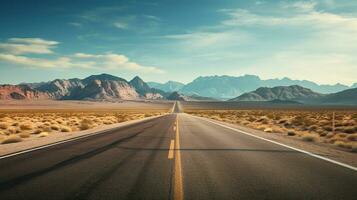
[0,100,172,145]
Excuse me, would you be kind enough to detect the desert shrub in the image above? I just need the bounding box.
[256,116,269,124]
[343,127,355,134]
[291,116,304,126]
[0,122,9,129]
[1,134,22,144]
[334,141,352,149]
[342,120,354,126]
[103,120,114,125]
[50,125,60,131]
[283,121,292,127]
[336,133,347,139]
[319,120,330,126]
[278,119,287,124]
[347,134,357,141]
[20,123,34,130]
[301,133,318,142]
[32,129,42,134]
[38,132,49,137]
[325,132,334,138]
[323,126,332,132]
[60,126,72,132]
[7,127,17,134]
[309,125,318,131]
[264,128,273,133]
[319,131,328,137]
[19,132,31,138]
[287,131,296,136]
[79,119,95,130]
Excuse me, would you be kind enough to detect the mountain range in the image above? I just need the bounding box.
[0,73,356,105]
[173,75,355,99]
[0,74,167,100]
[230,85,357,105]
[229,85,323,102]
[147,81,184,93]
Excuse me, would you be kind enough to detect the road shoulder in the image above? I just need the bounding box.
[188,114,357,168]
[0,114,166,158]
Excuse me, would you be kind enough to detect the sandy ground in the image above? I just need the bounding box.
[0,100,173,111]
[0,114,166,157]
[193,115,357,167]
[181,101,357,111]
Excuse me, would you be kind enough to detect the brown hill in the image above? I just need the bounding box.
[0,85,50,100]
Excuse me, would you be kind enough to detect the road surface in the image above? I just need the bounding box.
[0,103,356,200]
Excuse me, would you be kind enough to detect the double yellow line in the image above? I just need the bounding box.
[168,116,183,200]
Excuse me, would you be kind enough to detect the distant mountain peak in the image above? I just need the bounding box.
[82,73,126,84]
[230,85,323,102]
[147,80,184,93]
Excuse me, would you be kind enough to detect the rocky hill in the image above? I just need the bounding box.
[312,88,357,105]
[130,76,166,99]
[0,85,50,100]
[0,74,163,100]
[229,85,323,102]
[167,92,217,101]
[180,75,352,99]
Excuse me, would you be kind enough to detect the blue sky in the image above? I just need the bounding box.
[0,0,356,85]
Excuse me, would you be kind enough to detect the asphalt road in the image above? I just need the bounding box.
[0,104,356,200]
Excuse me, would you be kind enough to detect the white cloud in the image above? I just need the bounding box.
[165,31,253,50]
[281,1,317,12]
[0,38,59,55]
[220,7,357,32]
[0,38,164,74]
[68,22,82,27]
[113,21,129,29]
[0,53,90,68]
[74,53,164,73]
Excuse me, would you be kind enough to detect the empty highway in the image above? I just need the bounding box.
[0,103,356,200]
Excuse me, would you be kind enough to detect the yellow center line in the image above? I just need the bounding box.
[174,116,184,200]
[168,140,175,159]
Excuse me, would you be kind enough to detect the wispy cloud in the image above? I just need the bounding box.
[0,53,90,68]
[0,38,164,73]
[162,1,357,84]
[165,31,252,49]
[78,6,161,33]
[0,38,59,55]
[74,53,164,73]
[68,22,82,27]
[113,21,129,29]
[220,5,357,32]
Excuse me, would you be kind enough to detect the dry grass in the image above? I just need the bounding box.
[0,122,10,129]
[38,132,49,137]
[301,133,318,142]
[187,109,357,152]
[60,126,72,132]
[0,109,166,145]
[19,123,34,130]
[1,134,22,144]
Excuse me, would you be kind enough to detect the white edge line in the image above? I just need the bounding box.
[190,114,357,172]
[0,114,167,160]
